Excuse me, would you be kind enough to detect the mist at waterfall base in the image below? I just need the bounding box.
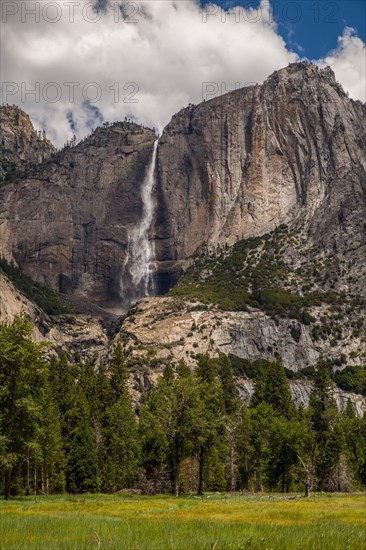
[118,140,159,313]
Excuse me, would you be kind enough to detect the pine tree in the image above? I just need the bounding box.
[217,354,239,415]
[309,357,337,444]
[251,360,294,419]
[268,416,308,492]
[0,317,46,499]
[38,374,65,494]
[48,353,77,443]
[110,343,128,401]
[248,403,274,492]
[140,364,202,496]
[103,396,140,491]
[341,399,365,489]
[66,389,98,494]
[194,355,226,495]
[309,357,340,489]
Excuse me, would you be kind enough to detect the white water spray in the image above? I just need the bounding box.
[121,139,158,304]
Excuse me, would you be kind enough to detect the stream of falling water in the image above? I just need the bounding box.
[121,139,158,305]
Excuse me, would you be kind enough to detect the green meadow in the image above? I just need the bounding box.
[1,493,365,549]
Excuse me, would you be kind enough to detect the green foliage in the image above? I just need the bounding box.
[228,354,306,382]
[309,357,338,445]
[0,160,22,185]
[1,317,365,498]
[65,390,98,494]
[102,396,140,491]
[140,364,204,496]
[0,257,70,315]
[0,317,47,498]
[333,365,366,396]
[309,357,346,490]
[171,227,325,324]
[251,360,295,419]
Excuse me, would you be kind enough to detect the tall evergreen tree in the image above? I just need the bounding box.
[195,355,226,495]
[140,364,202,496]
[0,317,45,499]
[48,353,77,443]
[38,373,65,494]
[248,403,274,492]
[102,347,139,492]
[342,400,366,488]
[66,389,98,494]
[217,354,239,415]
[103,396,140,491]
[110,343,129,401]
[251,360,294,419]
[309,357,340,489]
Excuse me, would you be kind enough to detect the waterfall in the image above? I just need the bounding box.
[121,139,158,304]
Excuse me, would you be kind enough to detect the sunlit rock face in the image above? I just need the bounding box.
[1,62,365,306]
[153,62,366,298]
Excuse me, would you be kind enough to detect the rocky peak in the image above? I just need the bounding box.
[154,63,366,290]
[0,105,56,181]
[1,63,365,305]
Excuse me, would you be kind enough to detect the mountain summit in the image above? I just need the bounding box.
[0,62,365,308]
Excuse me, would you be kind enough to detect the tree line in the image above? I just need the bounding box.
[1,317,365,499]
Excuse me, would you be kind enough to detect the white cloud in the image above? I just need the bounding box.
[1,1,364,148]
[0,0,297,146]
[317,27,366,103]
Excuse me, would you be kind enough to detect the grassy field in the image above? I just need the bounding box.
[0,493,365,549]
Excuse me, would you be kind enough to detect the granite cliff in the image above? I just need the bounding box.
[154,62,366,297]
[1,63,365,306]
[0,105,55,181]
[0,118,157,306]
[0,61,365,389]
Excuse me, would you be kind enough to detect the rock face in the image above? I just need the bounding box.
[0,120,157,306]
[119,296,365,371]
[237,379,366,417]
[1,63,365,303]
[117,296,365,415]
[2,274,363,414]
[1,62,365,416]
[0,272,108,359]
[0,105,55,181]
[153,62,366,296]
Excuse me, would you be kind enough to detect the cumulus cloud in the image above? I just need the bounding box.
[317,27,366,103]
[0,1,364,147]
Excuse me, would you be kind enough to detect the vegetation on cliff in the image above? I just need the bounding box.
[0,258,70,315]
[172,225,362,323]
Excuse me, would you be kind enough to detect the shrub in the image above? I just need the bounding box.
[333,365,366,395]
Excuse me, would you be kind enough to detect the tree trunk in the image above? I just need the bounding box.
[26,452,30,496]
[254,470,263,493]
[298,456,313,498]
[34,460,38,497]
[174,456,180,497]
[41,464,45,494]
[197,446,204,496]
[4,468,11,500]
[229,432,236,492]
[304,466,313,497]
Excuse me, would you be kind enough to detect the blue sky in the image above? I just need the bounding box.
[204,0,366,58]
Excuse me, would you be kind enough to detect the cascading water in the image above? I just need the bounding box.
[120,139,158,305]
